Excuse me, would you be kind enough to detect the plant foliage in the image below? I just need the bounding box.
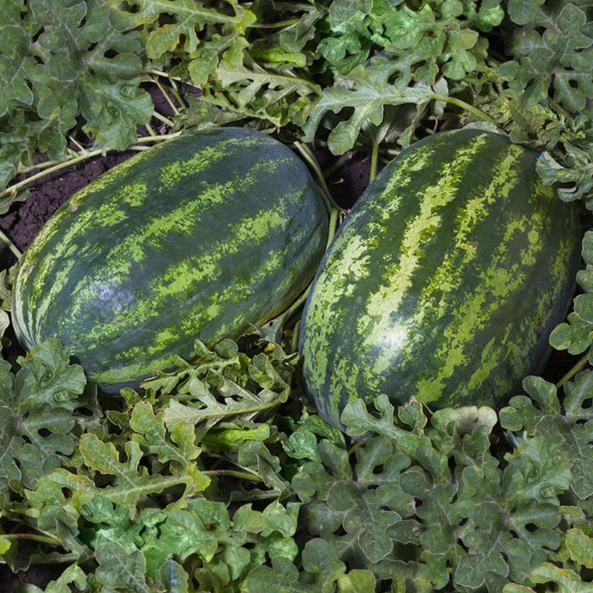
[3,0,593,204]
[1,340,593,591]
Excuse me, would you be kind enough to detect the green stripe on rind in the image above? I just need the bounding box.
[13,128,329,390]
[299,129,580,429]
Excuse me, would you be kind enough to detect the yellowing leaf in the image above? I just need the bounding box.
[566,528,593,569]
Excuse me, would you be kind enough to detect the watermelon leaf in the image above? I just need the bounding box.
[505,562,593,593]
[201,61,320,127]
[246,555,318,593]
[549,312,593,355]
[293,437,414,564]
[500,372,593,499]
[140,339,297,432]
[565,528,593,569]
[236,440,291,496]
[298,395,572,592]
[109,0,256,84]
[129,402,201,470]
[0,340,92,494]
[79,433,208,511]
[500,2,593,113]
[302,59,434,154]
[95,535,151,593]
[245,539,375,593]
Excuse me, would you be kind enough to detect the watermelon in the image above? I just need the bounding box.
[13,127,329,392]
[299,129,580,429]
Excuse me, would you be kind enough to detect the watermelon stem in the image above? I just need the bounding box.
[150,69,184,83]
[168,83,187,110]
[68,135,87,153]
[555,353,589,389]
[431,95,498,127]
[549,99,571,120]
[2,133,182,203]
[3,532,61,546]
[370,138,380,183]
[291,320,301,353]
[18,159,62,175]
[0,229,21,260]
[253,17,300,29]
[153,111,175,128]
[283,289,312,325]
[326,208,339,248]
[203,469,264,483]
[294,142,345,212]
[348,438,369,455]
[323,153,352,180]
[153,77,181,116]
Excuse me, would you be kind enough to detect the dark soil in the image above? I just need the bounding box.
[0,150,135,270]
[319,152,382,210]
[0,565,64,593]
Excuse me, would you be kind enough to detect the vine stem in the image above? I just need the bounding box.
[430,94,498,127]
[166,79,188,110]
[19,159,62,174]
[549,99,571,120]
[348,438,368,455]
[291,319,301,353]
[323,153,351,179]
[556,353,590,388]
[0,229,22,259]
[181,397,282,420]
[370,138,380,183]
[150,69,185,82]
[4,533,61,545]
[0,553,85,567]
[132,133,182,143]
[152,110,175,128]
[325,208,339,248]
[1,133,181,202]
[69,136,86,153]
[0,149,102,200]
[153,77,180,116]
[204,469,264,483]
[253,17,300,28]
[283,287,312,322]
[294,142,344,212]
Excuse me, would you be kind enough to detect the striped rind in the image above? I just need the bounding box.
[299,129,580,429]
[13,127,329,390]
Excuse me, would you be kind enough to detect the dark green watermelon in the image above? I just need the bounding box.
[13,127,329,391]
[299,129,580,429]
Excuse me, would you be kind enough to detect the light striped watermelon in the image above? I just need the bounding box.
[13,127,329,392]
[299,129,580,429]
